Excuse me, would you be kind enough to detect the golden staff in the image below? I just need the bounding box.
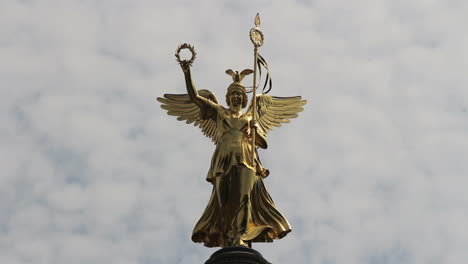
[249,13,264,165]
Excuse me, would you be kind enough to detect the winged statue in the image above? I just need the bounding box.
[157,43,307,248]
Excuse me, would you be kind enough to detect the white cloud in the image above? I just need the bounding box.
[1,0,468,263]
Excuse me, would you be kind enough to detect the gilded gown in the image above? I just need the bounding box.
[191,100,291,248]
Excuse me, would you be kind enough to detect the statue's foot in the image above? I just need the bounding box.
[238,239,248,247]
[228,238,248,247]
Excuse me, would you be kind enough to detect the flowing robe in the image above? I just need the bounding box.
[191,101,291,248]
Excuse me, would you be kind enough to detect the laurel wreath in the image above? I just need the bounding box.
[175,43,197,67]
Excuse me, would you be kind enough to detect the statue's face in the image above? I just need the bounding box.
[229,90,243,107]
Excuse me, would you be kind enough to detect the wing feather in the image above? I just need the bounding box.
[247,94,307,137]
[157,89,220,144]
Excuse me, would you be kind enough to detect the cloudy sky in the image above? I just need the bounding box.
[2,0,468,263]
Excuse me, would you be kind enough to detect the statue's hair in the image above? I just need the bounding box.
[226,85,248,108]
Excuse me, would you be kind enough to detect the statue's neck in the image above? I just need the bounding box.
[229,105,243,114]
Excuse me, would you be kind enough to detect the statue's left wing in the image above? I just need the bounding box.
[248,94,307,136]
[157,90,220,144]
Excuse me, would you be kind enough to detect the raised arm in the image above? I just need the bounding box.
[180,65,206,109]
[176,43,220,120]
[176,43,211,109]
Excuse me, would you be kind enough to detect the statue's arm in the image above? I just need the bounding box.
[181,65,219,120]
[182,67,210,109]
[250,120,268,149]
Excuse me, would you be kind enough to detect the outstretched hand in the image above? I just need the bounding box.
[180,60,191,73]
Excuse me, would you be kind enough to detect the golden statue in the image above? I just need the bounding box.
[157,14,306,248]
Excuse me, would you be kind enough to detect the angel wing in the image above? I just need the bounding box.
[248,94,307,136]
[157,90,220,144]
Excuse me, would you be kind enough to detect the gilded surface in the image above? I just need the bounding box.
[156,15,306,248]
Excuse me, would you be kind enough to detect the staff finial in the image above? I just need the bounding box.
[250,13,264,47]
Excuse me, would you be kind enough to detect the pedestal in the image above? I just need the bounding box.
[204,246,271,264]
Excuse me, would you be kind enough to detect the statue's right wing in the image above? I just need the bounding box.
[157,90,220,144]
